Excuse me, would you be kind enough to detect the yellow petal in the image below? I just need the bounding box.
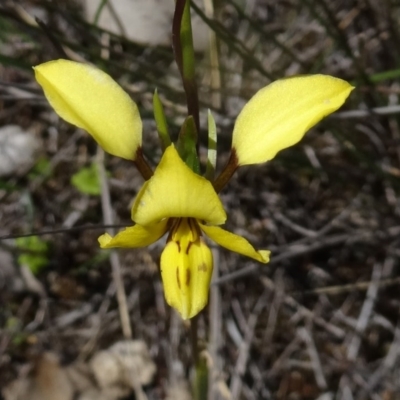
[199,223,270,263]
[98,220,168,248]
[160,218,213,319]
[34,59,142,160]
[232,75,354,166]
[132,146,226,226]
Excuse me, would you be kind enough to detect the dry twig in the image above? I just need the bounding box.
[97,147,132,339]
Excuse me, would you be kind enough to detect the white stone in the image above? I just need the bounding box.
[83,0,208,51]
[0,125,40,177]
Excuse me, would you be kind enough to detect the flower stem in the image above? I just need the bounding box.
[190,315,199,365]
[213,149,239,193]
[134,147,153,180]
[191,315,208,400]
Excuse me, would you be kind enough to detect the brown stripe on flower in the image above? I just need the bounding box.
[176,266,181,289]
[185,269,191,286]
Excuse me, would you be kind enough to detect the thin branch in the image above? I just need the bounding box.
[261,276,345,339]
[97,146,132,339]
[346,262,382,361]
[333,104,400,119]
[229,292,268,400]
[297,327,327,390]
[207,247,223,400]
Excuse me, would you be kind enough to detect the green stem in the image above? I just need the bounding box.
[191,315,208,400]
[190,315,199,365]
[93,0,108,25]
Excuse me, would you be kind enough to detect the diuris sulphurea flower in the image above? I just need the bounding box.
[34,59,353,319]
[98,145,269,319]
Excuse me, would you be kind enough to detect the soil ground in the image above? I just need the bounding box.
[1,1,400,399]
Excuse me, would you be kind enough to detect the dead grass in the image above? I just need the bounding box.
[1,0,400,399]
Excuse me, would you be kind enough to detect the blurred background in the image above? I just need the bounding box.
[0,0,400,399]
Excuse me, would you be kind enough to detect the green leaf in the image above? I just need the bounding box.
[93,0,109,25]
[180,0,195,82]
[172,0,200,134]
[71,162,102,195]
[28,157,52,180]
[368,69,400,83]
[205,109,217,180]
[0,53,31,70]
[16,236,49,274]
[176,116,200,173]
[153,89,171,150]
[0,179,19,192]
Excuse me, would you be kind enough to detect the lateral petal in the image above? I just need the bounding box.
[199,223,270,263]
[232,75,354,166]
[34,59,142,160]
[98,220,168,249]
[131,146,227,226]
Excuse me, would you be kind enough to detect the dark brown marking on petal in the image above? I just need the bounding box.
[166,218,178,242]
[175,241,181,253]
[186,241,193,254]
[198,263,207,272]
[192,219,202,236]
[186,269,191,286]
[176,267,181,289]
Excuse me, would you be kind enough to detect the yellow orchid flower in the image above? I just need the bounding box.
[34,59,353,319]
[99,145,269,319]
